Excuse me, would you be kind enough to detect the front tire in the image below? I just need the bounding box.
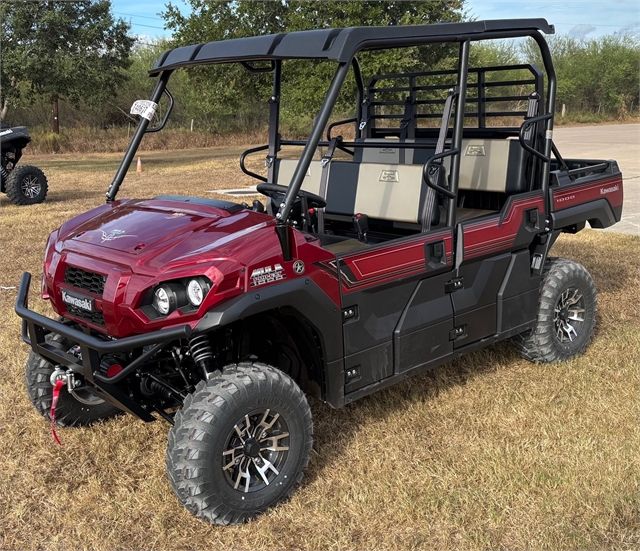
[25,332,121,425]
[512,258,597,363]
[5,164,48,205]
[166,362,313,525]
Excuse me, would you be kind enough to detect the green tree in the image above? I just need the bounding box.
[0,0,135,132]
[161,1,466,133]
[521,34,639,118]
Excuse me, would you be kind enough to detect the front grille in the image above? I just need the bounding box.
[66,305,105,326]
[64,266,106,295]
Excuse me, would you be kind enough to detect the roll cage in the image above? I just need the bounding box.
[106,19,557,259]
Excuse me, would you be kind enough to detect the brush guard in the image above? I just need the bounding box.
[15,272,192,421]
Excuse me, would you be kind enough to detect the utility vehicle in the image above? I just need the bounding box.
[1,121,48,205]
[16,19,623,525]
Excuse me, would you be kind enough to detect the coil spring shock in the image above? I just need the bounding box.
[188,334,214,377]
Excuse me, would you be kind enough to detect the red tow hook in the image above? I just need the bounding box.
[51,379,65,446]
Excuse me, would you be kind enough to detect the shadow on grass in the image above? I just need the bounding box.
[304,340,514,486]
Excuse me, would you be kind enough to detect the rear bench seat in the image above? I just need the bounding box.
[352,137,529,222]
[273,137,529,253]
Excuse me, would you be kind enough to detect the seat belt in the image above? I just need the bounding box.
[399,96,414,164]
[523,91,540,143]
[523,92,540,189]
[421,87,458,233]
[265,95,280,182]
[316,136,339,234]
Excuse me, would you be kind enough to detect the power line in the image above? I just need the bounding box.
[128,22,166,30]
[113,11,165,22]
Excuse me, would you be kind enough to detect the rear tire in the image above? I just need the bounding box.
[166,362,313,525]
[6,164,48,205]
[512,258,597,363]
[25,332,120,426]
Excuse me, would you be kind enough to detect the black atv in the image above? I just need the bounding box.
[0,121,48,205]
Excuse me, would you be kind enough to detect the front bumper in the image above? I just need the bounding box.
[16,272,192,421]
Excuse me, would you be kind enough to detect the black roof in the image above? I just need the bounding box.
[150,19,553,75]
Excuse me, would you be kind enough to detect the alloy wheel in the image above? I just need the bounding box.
[553,287,585,343]
[222,408,290,493]
[21,175,41,198]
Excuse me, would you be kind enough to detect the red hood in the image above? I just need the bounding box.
[57,198,279,274]
[44,196,339,338]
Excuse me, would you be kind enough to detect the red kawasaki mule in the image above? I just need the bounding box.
[16,19,623,524]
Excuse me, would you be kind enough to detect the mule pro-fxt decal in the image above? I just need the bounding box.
[250,263,286,287]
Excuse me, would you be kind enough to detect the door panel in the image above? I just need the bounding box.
[329,228,454,393]
[454,191,544,347]
[452,254,510,348]
[394,271,454,372]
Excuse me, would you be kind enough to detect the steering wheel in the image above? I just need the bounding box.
[256,183,327,209]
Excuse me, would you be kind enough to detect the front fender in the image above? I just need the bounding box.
[195,276,345,405]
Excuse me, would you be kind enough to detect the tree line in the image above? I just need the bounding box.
[2,0,638,139]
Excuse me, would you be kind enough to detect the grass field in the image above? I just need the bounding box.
[0,149,638,550]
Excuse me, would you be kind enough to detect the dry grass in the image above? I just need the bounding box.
[26,127,272,155]
[0,148,638,550]
[24,114,640,155]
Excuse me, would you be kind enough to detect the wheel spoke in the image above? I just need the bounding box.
[567,289,582,306]
[222,446,244,471]
[254,457,279,486]
[234,424,246,443]
[233,458,251,493]
[257,410,280,432]
[261,432,290,452]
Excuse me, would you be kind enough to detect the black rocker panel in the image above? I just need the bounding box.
[344,342,393,394]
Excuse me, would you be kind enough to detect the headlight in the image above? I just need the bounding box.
[147,277,212,317]
[186,277,211,306]
[153,285,177,315]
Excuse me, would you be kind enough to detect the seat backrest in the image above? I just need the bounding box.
[443,138,528,194]
[352,138,436,165]
[325,161,424,224]
[273,159,325,196]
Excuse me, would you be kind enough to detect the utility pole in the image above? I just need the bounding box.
[52,98,60,134]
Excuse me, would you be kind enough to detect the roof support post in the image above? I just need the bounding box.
[106,71,171,202]
[352,57,364,139]
[446,39,470,228]
[266,61,282,183]
[277,61,351,225]
[530,31,557,218]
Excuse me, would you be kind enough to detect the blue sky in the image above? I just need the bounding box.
[112,0,639,41]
